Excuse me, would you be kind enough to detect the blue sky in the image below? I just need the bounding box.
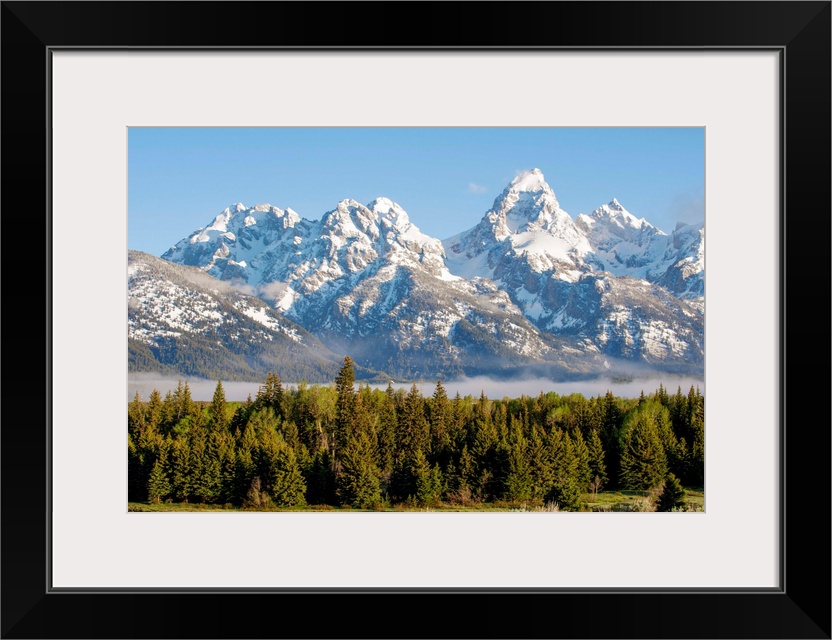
[129,127,704,256]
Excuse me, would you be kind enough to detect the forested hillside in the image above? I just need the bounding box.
[128,358,703,512]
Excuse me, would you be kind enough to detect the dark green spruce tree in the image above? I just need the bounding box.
[337,431,382,509]
[147,458,171,504]
[619,402,668,491]
[209,380,228,432]
[334,357,356,457]
[657,473,687,511]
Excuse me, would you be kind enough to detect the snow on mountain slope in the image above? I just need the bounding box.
[445,169,703,301]
[577,200,704,300]
[163,197,457,311]
[159,193,612,379]
[444,168,592,282]
[157,169,704,379]
[128,250,364,382]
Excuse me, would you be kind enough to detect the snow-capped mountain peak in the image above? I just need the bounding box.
[368,197,411,228]
[444,169,589,280]
[155,170,703,381]
[163,194,457,317]
[368,196,398,214]
[498,168,561,215]
[591,198,654,232]
[509,167,550,193]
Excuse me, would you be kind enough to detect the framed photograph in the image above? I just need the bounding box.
[2,2,829,638]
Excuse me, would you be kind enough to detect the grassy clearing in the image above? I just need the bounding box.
[128,487,704,513]
[581,487,704,512]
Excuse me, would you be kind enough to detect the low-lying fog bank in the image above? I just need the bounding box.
[128,372,704,403]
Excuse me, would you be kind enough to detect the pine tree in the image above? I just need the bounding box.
[449,391,466,449]
[587,427,608,488]
[619,403,668,490]
[257,371,285,418]
[257,429,306,507]
[428,464,444,505]
[601,391,623,488]
[160,390,176,434]
[169,437,192,502]
[547,428,577,486]
[334,357,356,456]
[656,404,685,480]
[377,391,397,473]
[190,421,220,503]
[399,384,428,457]
[657,383,670,407]
[128,391,145,440]
[235,422,258,501]
[503,424,533,502]
[337,431,382,509]
[527,423,551,500]
[429,380,450,462]
[657,473,687,511]
[215,431,237,504]
[352,385,375,441]
[569,395,592,435]
[412,450,442,507]
[292,381,323,454]
[145,389,163,434]
[306,450,337,505]
[477,390,491,419]
[173,379,196,422]
[471,414,499,500]
[209,380,228,432]
[457,445,476,499]
[571,429,592,491]
[493,402,508,442]
[670,386,687,437]
[147,459,171,504]
[544,428,582,509]
[390,455,415,503]
[229,404,250,438]
[544,474,581,511]
[246,407,280,447]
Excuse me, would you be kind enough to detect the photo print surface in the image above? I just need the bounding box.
[127,127,704,513]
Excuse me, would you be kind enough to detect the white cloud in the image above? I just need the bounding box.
[467,182,488,194]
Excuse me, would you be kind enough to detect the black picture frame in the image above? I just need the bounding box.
[2,2,829,638]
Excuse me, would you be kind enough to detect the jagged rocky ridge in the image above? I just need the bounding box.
[151,169,703,380]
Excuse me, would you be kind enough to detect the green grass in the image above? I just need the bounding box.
[129,487,704,513]
[581,486,704,512]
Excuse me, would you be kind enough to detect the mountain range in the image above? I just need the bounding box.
[129,169,704,382]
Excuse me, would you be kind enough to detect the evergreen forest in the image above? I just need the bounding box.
[128,357,704,512]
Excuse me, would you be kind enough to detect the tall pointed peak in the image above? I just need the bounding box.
[489,168,561,220]
[509,168,549,193]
